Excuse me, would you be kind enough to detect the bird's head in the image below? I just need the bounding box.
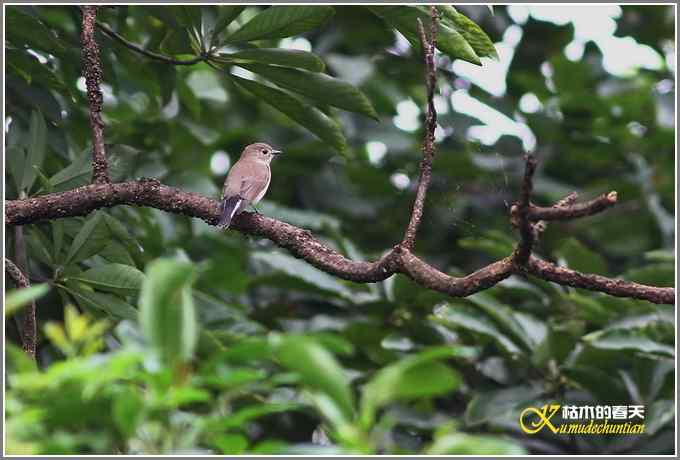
[242,142,283,163]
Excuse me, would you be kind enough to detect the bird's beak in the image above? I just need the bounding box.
[271,149,283,156]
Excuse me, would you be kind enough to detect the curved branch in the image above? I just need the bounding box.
[96,21,207,66]
[399,251,514,297]
[4,181,674,305]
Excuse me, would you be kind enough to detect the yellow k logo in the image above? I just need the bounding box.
[519,404,561,434]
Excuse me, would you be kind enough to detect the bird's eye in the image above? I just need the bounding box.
[262,149,269,155]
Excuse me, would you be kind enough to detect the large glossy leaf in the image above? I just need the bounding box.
[368,6,480,65]
[139,259,198,364]
[225,6,334,43]
[272,334,355,422]
[431,303,524,356]
[7,146,26,193]
[466,293,534,351]
[464,385,545,426]
[556,238,608,275]
[71,264,146,296]
[583,329,674,358]
[49,149,91,193]
[63,283,138,321]
[439,6,498,59]
[360,347,463,427]
[220,48,324,72]
[241,63,378,120]
[210,6,246,46]
[6,7,66,55]
[63,212,110,265]
[232,75,346,152]
[251,251,352,299]
[21,110,47,192]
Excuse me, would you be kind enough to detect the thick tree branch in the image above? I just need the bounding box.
[96,21,207,66]
[81,6,110,184]
[5,177,673,304]
[5,255,37,359]
[399,251,514,297]
[526,256,675,305]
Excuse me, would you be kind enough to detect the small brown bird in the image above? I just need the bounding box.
[217,142,282,229]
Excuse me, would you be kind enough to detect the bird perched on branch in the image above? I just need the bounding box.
[217,142,283,229]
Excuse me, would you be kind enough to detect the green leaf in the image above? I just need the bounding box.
[645,399,675,436]
[459,230,515,259]
[5,284,50,317]
[644,249,675,263]
[210,6,246,45]
[71,264,146,296]
[52,220,64,260]
[139,259,198,364]
[225,6,334,43]
[428,433,526,455]
[212,402,301,430]
[6,7,66,55]
[272,334,354,422]
[439,6,498,59]
[257,201,340,231]
[64,212,110,265]
[232,75,346,152]
[360,347,463,427]
[22,110,47,192]
[241,63,378,120]
[556,238,608,274]
[431,303,524,356]
[251,251,352,299]
[63,283,139,321]
[26,227,54,266]
[368,6,480,65]
[622,263,674,287]
[466,293,534,351]
[7,147,26,193]
[220,48,324,72]
[213,433,248,455]
[583,329,674,358]
[49,149,92,193]
[113,386,144,438]
[465,385,545,426]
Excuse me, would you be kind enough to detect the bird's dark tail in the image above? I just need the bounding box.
[217,196,244,229]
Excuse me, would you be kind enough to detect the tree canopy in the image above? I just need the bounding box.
[4,5,676,455]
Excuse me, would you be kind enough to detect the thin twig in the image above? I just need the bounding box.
[528,191,618,221]
[402,8,438,250]
[512,154,538,266]
[97,21,207,66]
[81,6,110,184]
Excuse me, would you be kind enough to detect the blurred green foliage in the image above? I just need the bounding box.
[4,5,675,455]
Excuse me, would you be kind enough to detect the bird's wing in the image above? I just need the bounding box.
[222,160,270,204]
[240,166,271,204]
